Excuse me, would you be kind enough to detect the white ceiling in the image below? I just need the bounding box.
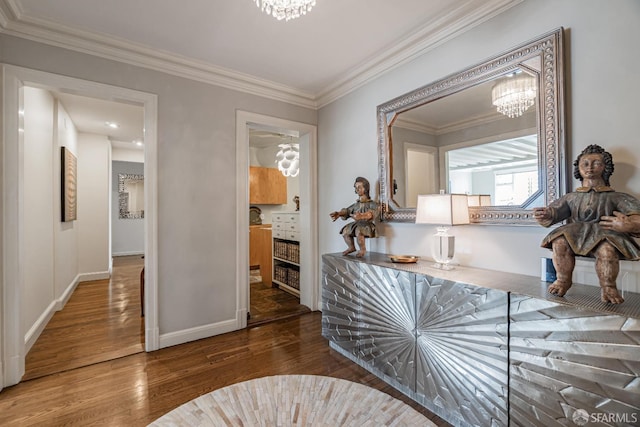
[1,0,521,145]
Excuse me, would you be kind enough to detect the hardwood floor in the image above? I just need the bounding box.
[6,257,450,426]
[247,280,310,326]
[23,255,145,381]
[0,312,450,426]
[23,256,310,380]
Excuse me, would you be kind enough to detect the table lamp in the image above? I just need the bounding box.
[415,193,469,270]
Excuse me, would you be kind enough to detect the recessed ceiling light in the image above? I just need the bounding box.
[135,141,143,147]
[106,121,119,129]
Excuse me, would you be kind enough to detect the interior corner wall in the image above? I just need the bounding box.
[318,0,640,278]
[77,133,111,275]
[112,160,144,256]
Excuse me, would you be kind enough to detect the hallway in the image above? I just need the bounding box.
[23,255,145,381]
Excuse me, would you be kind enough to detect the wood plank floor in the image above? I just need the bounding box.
[248,280,311,326]
[23,256,312,380]
[22,255,146,381]
[0,312,450,426]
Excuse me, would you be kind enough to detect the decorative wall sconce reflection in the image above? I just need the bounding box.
[416,193,469,269]
[491,73,536,118]
[118,173,144,219]
[275,142,300,177]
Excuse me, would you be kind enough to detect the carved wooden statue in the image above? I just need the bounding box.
[534,144,640,304]
[330,177,379,258]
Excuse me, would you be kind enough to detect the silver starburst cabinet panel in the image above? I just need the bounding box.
[322,253,640,427]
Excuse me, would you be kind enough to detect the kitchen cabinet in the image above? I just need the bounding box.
[249,166,286,205]
[249,225,272,286]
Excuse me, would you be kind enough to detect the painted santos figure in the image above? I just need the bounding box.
[330,177,379,258]
[534,144,640,304]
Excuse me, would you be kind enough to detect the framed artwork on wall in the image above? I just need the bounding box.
[61,146,77,222]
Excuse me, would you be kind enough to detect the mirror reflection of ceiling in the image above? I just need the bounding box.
[394,66,539,134]
[447,135,537,172]
[395,80,502,133]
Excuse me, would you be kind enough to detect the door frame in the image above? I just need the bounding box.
[1,65,159,389]
[235,111,318,326]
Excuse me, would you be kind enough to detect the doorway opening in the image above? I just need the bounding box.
[235,111,319,330]
[1,65,158,389]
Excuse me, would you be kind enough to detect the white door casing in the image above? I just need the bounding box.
[1,65,159,389]
[235,111,319,328]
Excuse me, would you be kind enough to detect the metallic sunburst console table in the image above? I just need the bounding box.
[321,252,640,427]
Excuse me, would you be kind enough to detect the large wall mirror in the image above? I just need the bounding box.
[377,28,566,224]
[118,173,145,219]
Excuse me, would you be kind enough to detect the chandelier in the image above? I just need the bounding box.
[491,74,537,118]
[275,143,300,177]
[254,0,316,21]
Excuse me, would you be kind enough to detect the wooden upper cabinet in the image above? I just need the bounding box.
[249,166,287,205]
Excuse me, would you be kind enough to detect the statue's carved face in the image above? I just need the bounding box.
[578,153,605,181]
[354,181,366,197]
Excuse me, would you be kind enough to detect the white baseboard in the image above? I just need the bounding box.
[24,300,57,353]
[158,318,240,349]
[77,271,111,282]
[112,251,144,257]
[56,274,81,310]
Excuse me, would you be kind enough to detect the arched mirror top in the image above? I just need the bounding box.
[377,28,566,224]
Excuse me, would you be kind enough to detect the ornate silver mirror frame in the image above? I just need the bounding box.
[377,28,566,224]
[118,173,145,219]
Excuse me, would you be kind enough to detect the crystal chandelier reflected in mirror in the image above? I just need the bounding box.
[254,0,316,21]
[491,73,537,118]
[275,143,300,177]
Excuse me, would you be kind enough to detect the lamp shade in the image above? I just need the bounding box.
[415,194,470,225]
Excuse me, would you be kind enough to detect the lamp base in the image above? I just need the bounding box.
[432,261,455,270]
[431,227,456,269]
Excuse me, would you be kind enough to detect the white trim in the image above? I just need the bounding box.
[55,274,81,311]
[1,65,159,388]
[112,251,145,257]
[159,319,239,349]
[0,0,522,109]
[236,111,319,325]
[24,301,56,354]
[77,271,111,282]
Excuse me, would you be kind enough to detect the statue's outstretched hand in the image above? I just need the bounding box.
[600,211,640,234]
[533,207,552,224]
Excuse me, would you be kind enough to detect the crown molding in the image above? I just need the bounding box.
[1,0,522,110]
[0,4,318,109]
[315,0,523,108]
